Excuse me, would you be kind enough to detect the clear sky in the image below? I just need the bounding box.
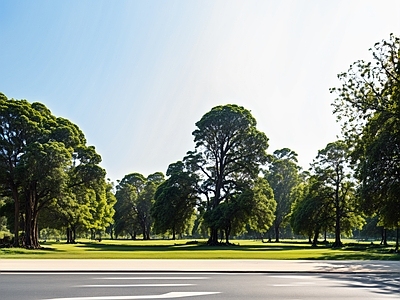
[1,0,399,182]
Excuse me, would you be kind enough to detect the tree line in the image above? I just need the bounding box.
[1,34,399,250]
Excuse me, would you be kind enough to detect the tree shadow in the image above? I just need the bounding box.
[72,240,312,252]
[307,259,400,273]
[317,272,400,297]
[24,240,400,260]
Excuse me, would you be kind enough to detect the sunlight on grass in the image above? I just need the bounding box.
[1,239,399,260]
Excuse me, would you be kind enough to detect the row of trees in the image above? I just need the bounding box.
[112,34,400,250]
[110,107,383,248]
[1,34,399,250]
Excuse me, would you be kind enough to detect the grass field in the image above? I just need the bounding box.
[1,239,399,260]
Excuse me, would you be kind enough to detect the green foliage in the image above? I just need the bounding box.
[241,177,276,233]
[152,161,198,239]
[0,93,107,248]
[0,197,12,233]
[265,148,300,242]
[184,104,271,244]
[114,172,164,240]
[291,176,334,245]
[331,34,400,250]
[310,141,364,247]
[0,197,12,238]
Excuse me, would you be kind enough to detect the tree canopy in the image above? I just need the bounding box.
[310,141,364,247]
[184,104,272,244]
[152,161,198,239]
[265,148,300,242]
[331,34,400,250]
[0,93,110,248]
[114,172,164,240]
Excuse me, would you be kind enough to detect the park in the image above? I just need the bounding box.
[1,2,400,298]
[1,34,400,257]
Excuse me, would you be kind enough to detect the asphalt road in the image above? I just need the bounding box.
[1,272,400,300]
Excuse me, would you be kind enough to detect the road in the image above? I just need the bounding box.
[1,272,400,300]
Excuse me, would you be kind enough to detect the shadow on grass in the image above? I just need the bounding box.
[4,240,399,260]
[0,246,58,255]
[69,240,399,260]
[74,241,315,252]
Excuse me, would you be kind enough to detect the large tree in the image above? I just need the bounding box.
[311,141,363,247]
[0,94,43,246]
[331,34,400,250]
[184,104,270,245]
[265,148,300,242]
[0,93,106,248]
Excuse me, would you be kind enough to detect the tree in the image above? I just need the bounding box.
[114,172,164,240]
[265,148,300,242]
[152,161,198,239]
[291,175,334,246]
[331,34,400,250]
[311,141,363,247]
[0,94,43,246]
[114,179,140,239]
[184,104,270,245]
[0,94,106,248]
[357,125,400,248]
[138,172,165,240]
[236,177,276,238]
[22,140,81,247]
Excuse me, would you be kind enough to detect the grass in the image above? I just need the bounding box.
[1,239,400,260]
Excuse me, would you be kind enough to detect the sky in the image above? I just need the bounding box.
[1,0,399,182]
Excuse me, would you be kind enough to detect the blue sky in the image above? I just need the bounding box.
[1,0,399,182]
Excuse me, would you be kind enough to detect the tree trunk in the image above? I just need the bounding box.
[11,184,20,247]
[395,227,399,253]
[274,224,280,242]
[267,228,272,242]
[225,225,231,244]
[312,229,320,247]
[34,220,39,245]
[24,190,39,248]
[333,219,342,248]
[72,225,76,243]
[207,227,218,245]
[332,167,343,248]
[381,228,388,246]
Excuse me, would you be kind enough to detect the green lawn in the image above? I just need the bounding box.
[1,239,399,260]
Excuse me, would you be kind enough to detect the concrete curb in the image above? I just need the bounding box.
[2,259,400,273]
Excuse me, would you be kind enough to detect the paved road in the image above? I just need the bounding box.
[2,259,400,299]
[1,272,400,300]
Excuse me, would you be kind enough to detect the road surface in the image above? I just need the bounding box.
[1,271,400,300]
